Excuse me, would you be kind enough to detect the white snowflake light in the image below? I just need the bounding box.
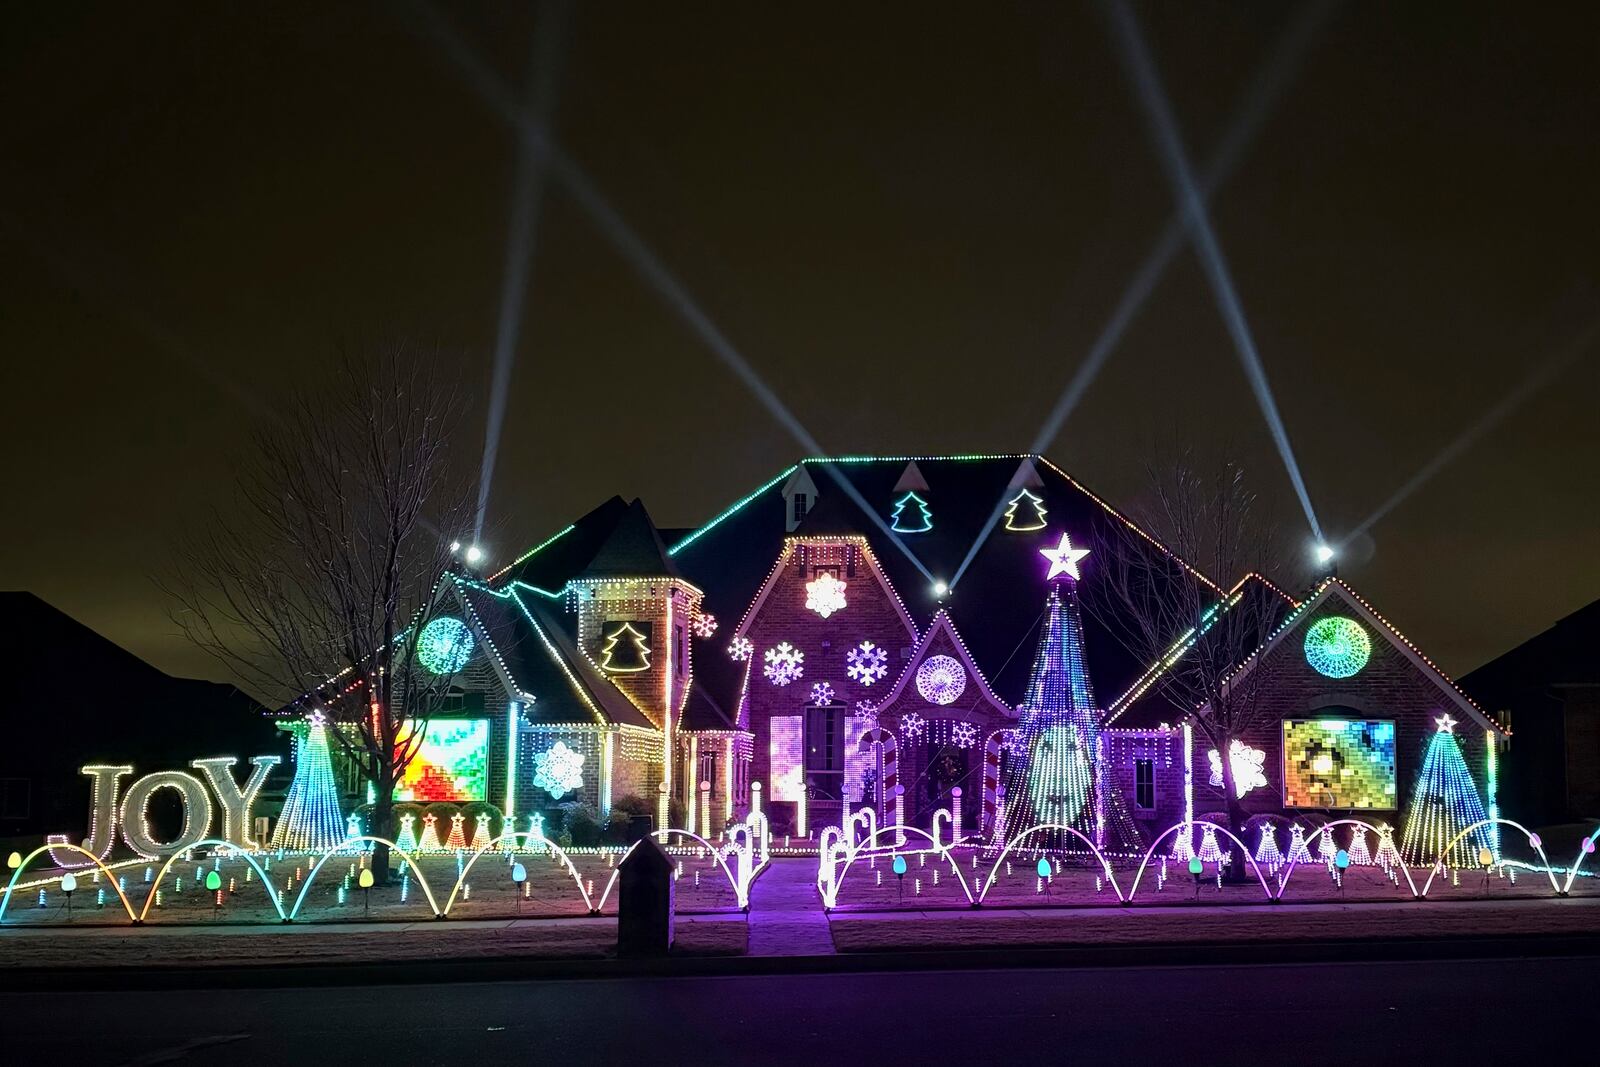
[1207,740,1268,798]
[900,712,927,740]
[853,700,878,724]
[951,721,978,749]
[846,641,889,686]
[805,572,848,618]
[810,681,836,706]
[727,636,753,662]
[763,642,805,686]
[532,741,585,798]
[691,611,718,639]
[915,654,967,705]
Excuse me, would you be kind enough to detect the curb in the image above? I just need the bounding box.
[5,931,1600,993]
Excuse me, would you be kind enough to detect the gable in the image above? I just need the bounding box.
[1221,580,1503,735]
[872,610,1012,721]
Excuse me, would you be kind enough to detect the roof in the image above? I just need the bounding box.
[1201,577,1507,735]
[1460,597,1600,708]
[574,499,681,582]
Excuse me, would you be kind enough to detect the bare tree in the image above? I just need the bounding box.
[167,344,473,882]
[1085,447,1289,876]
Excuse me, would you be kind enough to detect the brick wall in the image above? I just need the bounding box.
[1189,593,1498,825]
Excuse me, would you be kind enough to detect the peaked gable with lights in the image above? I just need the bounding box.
[1176,579,1506,823]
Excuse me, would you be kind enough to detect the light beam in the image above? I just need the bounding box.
[473,1,571,544]
[1340,315,1599,545]
[402,1,935,582]
[1101,0,1326,543]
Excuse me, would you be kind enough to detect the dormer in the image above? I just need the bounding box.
[781,465,820,533]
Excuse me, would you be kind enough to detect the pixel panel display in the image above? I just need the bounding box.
[1282,718,1397,809]
[397,718,489,802]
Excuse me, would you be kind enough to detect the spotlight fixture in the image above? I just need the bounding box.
[932,580,949,598]
[1314,543,1335,566]
[465,545,485,566]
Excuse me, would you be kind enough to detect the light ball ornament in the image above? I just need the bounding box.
[417,616,475,675]
[1303,616,1371,679]
[915,655,967,705]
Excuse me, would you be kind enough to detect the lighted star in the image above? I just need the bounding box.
[1039,532,1090,581]
[1435,713,1458,734]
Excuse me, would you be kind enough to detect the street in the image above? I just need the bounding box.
[6,955,1590,1063]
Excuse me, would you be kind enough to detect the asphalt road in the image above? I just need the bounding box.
[6,956,1590,1064]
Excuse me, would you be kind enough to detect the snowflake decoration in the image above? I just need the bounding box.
[900,712,927,740]
[804,572,848,618]
[532,741,585,798]
[915,654,967,705]
[727,636,753,662]
[846,641,889,686]
[854,704,879,729]
[1207,740,1268,798]
[810,681,836,706]
[951,721,978,749]
[691,611,718,639]
[762,642,805,686]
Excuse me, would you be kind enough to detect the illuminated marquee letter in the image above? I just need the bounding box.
[119,771,212,858]
[47,764,132,867]
[192,756,281,847]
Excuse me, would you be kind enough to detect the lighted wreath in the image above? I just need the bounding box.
[1304,616,1371,679]
[417,616,474,675]
[915,654,967,705]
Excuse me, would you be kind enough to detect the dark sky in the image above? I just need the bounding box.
[2,2,1596,684]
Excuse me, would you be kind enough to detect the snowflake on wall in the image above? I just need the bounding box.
[846,641,889,685]
[727,636,753,662]
[691,611,718,639]
[532,741,585,799]
[900,712,927,740]
[805,572,848,618]
[810,681,836,706]
[1207,740,1268,798]
[915,654,967,706]
[854,701,878,726]
[951,721,978,749]
[763,642,805,686]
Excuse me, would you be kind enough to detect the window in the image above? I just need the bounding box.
[0,778,29,820]
[1134,759,1156,811]
[792,494,809,524]
[806,705,844,800]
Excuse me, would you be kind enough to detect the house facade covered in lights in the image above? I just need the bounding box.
[345,454,1508,857]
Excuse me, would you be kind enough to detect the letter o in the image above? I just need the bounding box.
[120,772,212,857]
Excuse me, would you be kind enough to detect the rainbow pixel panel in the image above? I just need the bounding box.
[1282,718,1397,809]
[397,718,489,802]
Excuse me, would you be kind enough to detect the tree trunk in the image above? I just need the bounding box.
[370,773,395,886]
[1217,733,1251,884]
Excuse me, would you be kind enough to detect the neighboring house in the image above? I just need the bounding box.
[1461,599,1600,824]
[0,591,279,845]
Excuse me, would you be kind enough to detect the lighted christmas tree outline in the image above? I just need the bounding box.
[598,621,651,673]
[889,491,933,533]
[270,712,346,851]
[1003,489,1048,532]
[1400,714,1493,868]
[992,573,1143,857]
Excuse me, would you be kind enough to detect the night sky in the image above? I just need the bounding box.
[2,2,1596,687]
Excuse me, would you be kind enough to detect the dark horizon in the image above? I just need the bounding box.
[3,2,1597,684]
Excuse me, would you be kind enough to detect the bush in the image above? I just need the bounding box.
[559,800,603,847]
[612,793,652,817]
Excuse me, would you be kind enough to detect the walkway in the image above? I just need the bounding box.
[744,858,834,955]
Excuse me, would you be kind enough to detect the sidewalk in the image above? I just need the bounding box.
[745,858,834,955]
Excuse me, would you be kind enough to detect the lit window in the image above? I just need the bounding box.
[1134,759,1156,811]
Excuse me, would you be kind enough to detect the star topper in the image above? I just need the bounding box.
[1434,713,1458,734]
[1039,531,1091,581]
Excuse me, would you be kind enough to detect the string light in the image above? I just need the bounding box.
[1401,715,1493,868]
